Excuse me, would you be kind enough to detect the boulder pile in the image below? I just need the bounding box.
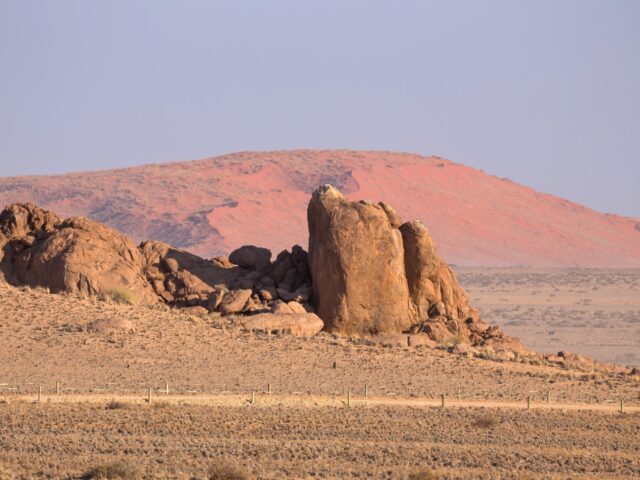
[0,203,314,321]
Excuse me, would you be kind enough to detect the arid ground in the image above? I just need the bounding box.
[1,269,639,479]
[457,268,640,367]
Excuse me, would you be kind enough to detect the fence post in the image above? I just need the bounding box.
[267,383,272,396]
[527,396,531,410]
[546,391,550,404]
[347,389,351,407]
[365,384,369,398]
[147,387,152,404]
[441,394,445,408]
[37,386,42,402]
[620,399,624,413]
[56,382,60,395]
[165,382,169,395]
[251,390,255,405]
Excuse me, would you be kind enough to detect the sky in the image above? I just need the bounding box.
[0,1,638,217]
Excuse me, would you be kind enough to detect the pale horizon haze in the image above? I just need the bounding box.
[0,1,639,216]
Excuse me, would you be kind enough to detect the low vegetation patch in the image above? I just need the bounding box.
[81,461,139,479]
[105,400,129,410]
[472,413,500,429]
[108,288,137,305]
[403,468,440,480]
[208,459,252,480]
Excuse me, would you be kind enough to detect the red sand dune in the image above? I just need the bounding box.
[1,150,638,267]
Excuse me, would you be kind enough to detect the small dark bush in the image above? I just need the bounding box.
[208,459,252,480]
[472,414,500,429]
[81,461,138,479]
[406,468,439,480]
[105,400,129,410]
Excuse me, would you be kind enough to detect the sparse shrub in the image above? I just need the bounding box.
[448,334,465,346]
[152,400,171,409]
[109,289,137,305]
[208,459,252,480]
[472,414,500,429]
[405,468,440,480]
[105,400,129,410]
[81,461,139,479]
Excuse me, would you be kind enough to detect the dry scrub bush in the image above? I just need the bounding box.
[402,468,440,480]
[81,461,139,479]
[208,459,252,480]
[105,400,129,410]
[472,414,500,429]
[109,288,137,305]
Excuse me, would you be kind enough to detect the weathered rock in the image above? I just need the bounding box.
[306,186,514,350]
[218,289,252,314]
[277,286,312,303]
[237,312,324,336]
[87,317,135,334]
[0,207,157,303]
[0,203,60,239]
[206,288,225,311]
[287,301,307,314]
[270,300,294,314]
[257,286,278,302]
[229,245,272,271]
[307,185,416,335]
[400,220,477,323]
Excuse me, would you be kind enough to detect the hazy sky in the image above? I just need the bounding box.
[1,1,638,216]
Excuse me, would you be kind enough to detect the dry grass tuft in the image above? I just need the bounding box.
[80,461,139,479]
[404,468,440,480]
[105,400,129,410]
[472,413,500,429]
[207,459,252,480]
[108,288,137,305]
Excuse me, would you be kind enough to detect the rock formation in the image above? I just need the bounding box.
[307,185,415,335]
[0,195,523,353]
[0,203,314,319]
[0,203,157,303]
[307,185,521,349]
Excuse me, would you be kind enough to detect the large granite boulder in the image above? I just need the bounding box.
[0,205,157,302]
[307,185,524,351]
[307,185,416,335]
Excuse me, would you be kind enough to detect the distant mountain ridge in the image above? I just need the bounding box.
[0,149,638,267]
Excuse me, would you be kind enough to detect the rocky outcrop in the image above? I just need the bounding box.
[0,204,157,303]
[307,185,523,351]
[0,203,315,321]
[307,185,416,335]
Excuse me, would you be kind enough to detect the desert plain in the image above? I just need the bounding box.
[0,267,639,479]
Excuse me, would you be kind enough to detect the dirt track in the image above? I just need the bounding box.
[4,392,636,413]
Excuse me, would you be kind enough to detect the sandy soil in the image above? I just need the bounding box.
[457,268,640,366]
[0,401,637,479]
[0,282,638,404]
[1,271,639,479]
